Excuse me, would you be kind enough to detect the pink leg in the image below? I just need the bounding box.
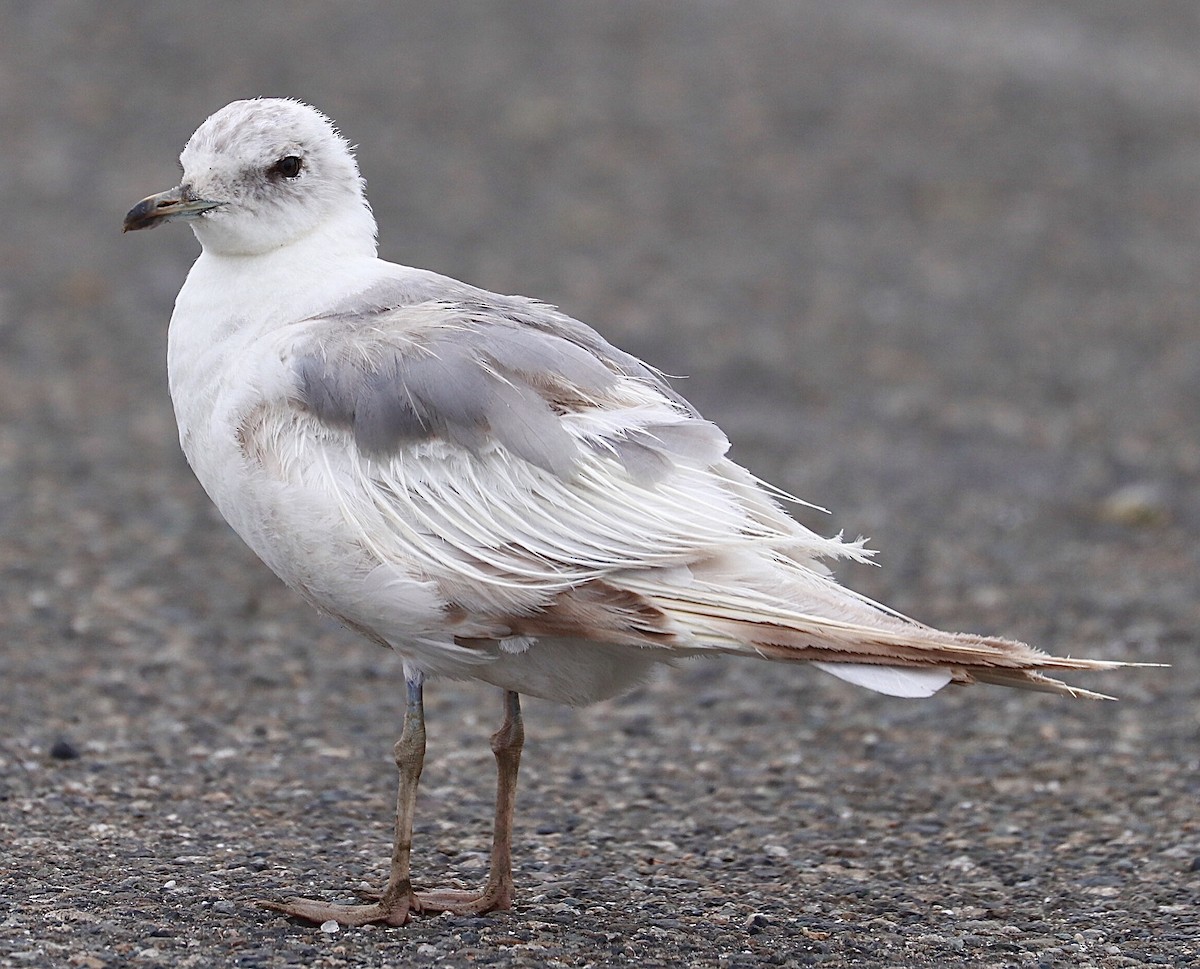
[260,685,524,926]
[419,689,524,913]
[260,675,428,926]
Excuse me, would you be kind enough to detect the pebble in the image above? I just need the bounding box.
[49,739,80,761]
[1098,483,1170,526]
[320,920,339,934]
[744,912,770,935]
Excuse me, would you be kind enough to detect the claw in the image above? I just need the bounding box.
[258,894,418,927]
[259,881,513,926]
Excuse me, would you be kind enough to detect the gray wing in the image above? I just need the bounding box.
[291,272,712,478]
[312,270,697,411]
[267,270,875,654]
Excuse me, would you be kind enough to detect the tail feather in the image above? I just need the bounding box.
[622,577,1133,700]
[968,668,1118,701]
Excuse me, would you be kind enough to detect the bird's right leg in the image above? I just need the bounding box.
[260,672,428,926]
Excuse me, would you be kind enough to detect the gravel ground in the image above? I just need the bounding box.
[2,3,1198,967]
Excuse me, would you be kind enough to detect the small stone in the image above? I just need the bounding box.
[744,912,769,935]
[320,919,339,934]
[50,739,80,761]
[1098,483,1169,526]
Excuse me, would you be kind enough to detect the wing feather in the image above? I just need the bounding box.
[245,278,1128,701]
[276,290,865,618]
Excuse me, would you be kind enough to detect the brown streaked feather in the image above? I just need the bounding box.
[650,590,1123,699]
[451,573,1123,699]
[509,581,680,646]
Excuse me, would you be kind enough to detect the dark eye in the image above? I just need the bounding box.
[271,155,303,179]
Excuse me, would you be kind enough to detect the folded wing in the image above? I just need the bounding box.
[258,280,1122,700]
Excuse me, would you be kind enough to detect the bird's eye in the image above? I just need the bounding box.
[271,155,304,179]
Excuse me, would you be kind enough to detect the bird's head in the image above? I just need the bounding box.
[123,98,374,257]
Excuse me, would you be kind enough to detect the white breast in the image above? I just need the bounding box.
[165,252,453,657]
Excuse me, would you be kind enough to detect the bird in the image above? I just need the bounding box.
[124,98,1129,927]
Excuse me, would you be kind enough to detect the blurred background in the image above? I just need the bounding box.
[1,2,1197,965]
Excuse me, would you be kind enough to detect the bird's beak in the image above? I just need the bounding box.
[122,185,226,232]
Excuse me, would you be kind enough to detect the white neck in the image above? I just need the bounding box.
[179,203,380,321]
[192,196,379,261]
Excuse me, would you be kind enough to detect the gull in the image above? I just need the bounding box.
[124,98,1128,927]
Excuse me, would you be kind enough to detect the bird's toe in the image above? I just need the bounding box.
[258,894,416,927]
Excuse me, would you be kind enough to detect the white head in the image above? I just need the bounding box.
[124,98,377,257]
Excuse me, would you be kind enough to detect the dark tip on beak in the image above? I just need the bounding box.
[122,193,171,232]
[123,186,225,233]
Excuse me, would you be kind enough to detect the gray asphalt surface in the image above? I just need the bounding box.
[2,3,1197,967]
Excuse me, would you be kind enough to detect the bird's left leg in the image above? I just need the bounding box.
[259,673,428,926]
[416,689,524,914]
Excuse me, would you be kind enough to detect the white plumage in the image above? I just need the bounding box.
[124,99,1127,926]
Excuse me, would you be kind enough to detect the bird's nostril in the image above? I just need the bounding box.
[156,199,175,209]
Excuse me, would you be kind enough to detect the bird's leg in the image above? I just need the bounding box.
[417,689,524,914]
[259,674,428,926]
[261,684,524,926]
